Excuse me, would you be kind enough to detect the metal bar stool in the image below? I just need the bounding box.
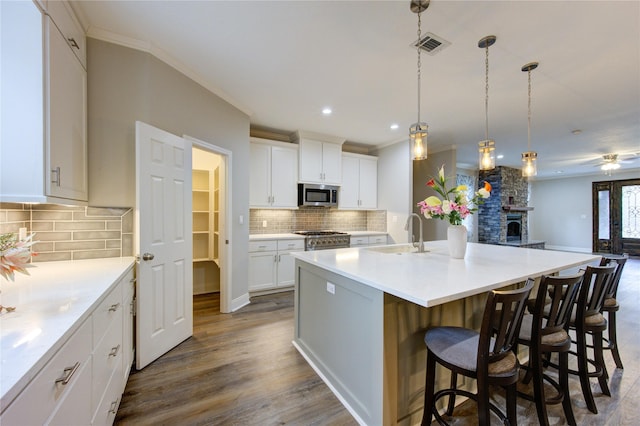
[421,281,533,426]
[516,273,583,426]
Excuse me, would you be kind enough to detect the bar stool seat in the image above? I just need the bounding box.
[421,281,533,426]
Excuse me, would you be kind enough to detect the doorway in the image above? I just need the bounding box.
[188,136,232,313]
[592,178,640,256]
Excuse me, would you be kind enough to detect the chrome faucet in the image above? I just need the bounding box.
[404,213,425,253]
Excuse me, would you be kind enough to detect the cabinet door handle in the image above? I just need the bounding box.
[108,398,120,414]
[109,344,121,357]
[55,362,80,386]
[108,302,120,312]
[51,167,61,186]
[67,38,80,49]
[274,255,278,263]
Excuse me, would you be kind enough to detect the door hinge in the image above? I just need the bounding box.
[131,298,136,316]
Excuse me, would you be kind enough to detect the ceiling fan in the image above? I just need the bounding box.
[595,153,638,174]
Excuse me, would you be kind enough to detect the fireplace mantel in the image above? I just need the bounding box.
[502,205,534,212]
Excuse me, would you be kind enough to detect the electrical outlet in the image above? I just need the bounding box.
[262,220,267,228]
[326,282,335,294]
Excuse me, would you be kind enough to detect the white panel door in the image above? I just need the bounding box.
[321,142,342,185]
[135,121,193,369]
[339,155,359,209]
[359,157,378,209]
[270,145,298,207]
[249,142,271,207]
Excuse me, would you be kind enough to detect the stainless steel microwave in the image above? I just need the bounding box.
[298,183,339,207]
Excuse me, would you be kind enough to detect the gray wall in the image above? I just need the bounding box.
[529,170,640,252]
[87,38,250,302]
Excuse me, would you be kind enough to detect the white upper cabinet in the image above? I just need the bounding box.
[250,139,298,208]
[339,153,378,210]
[297,131,344,185]
[45,12,88,202]
[0,0,87,204]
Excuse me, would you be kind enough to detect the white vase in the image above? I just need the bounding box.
[447,224,468,259]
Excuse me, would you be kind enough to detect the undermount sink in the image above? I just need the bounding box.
[365,244,426,254]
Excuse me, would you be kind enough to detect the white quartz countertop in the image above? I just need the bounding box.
[0,257,136,408]
[291,241,601,308]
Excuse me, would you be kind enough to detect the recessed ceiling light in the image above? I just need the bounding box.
[322,107,332,115]
[390,124,399,130]
[496,154,504,159]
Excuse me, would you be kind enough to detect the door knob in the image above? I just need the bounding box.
[142,253,155,261]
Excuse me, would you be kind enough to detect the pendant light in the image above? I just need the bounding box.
[521,62,539,177]
[478,35,497,171]
[409,0,430,160]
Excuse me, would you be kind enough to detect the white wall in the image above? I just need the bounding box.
[376,141,411,244]
[529,170,640,252]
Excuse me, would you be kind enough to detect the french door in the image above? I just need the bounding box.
[593,178,640,255]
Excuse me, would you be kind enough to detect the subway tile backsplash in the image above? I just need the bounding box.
[250,208,387,234]
[0,203,133,262]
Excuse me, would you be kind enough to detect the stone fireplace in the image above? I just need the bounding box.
[478,166,538,246]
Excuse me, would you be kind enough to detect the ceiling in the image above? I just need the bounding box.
[72,0,640,179]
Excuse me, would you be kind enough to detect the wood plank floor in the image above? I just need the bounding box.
[115,257,640,425]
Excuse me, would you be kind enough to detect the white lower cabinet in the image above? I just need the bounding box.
[0,265,134,426]
[249,239,304,292]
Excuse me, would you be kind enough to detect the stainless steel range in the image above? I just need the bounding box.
[293,230,350,251]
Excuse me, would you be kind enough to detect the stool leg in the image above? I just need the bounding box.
[531,350,549,426]
[594,330,611,397]
[577,330,598,413]
[421,352,437,426]
[608,311,623,369]
[446,372,457,416]
[559,351,576,426]
[477,376,490,426]
[506,382,518,426]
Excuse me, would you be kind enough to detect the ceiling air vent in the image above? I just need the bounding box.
[413,32,451,55]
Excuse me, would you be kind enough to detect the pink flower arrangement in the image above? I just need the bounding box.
[0,232,37,281]
[417,165,492,226]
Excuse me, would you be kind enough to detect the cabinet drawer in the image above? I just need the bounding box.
[350,236,369,246]
[249,240,277,252]
[46,0,86,67]
[92,311,124,417]
[0,319,92,425]
[277,239,305,251]
[45,358,92,425]
[91,365,122,426]
[369,235,387,245]
[93,282,123,349]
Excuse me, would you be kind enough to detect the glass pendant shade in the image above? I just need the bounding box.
[521,151,537,177]
[410,122,428,160]
[478,35,497,171]
[521,61,539,178]
[478,140,495,171]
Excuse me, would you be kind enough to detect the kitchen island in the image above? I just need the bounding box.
[291,241,600,426]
